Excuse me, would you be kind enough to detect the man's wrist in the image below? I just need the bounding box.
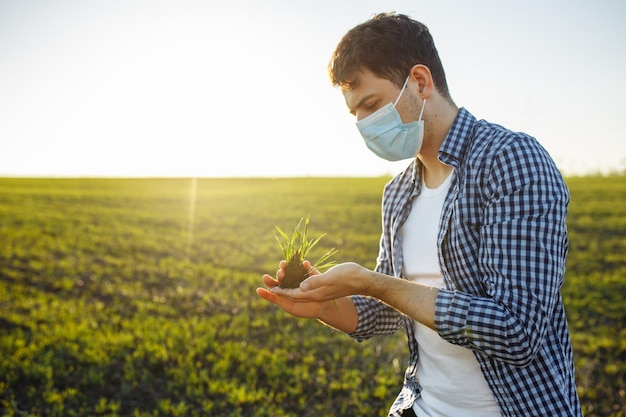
[360,266,385,299]
[316,297,358,334]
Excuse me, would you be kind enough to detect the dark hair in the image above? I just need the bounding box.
[329,12,451,100]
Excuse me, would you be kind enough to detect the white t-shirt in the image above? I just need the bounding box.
[399,170,501,417]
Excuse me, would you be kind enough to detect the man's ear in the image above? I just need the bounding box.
[409,64,434,99]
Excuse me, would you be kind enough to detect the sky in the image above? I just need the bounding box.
[1,0,625,178]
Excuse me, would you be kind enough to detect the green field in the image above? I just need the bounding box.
[0,176,624,417]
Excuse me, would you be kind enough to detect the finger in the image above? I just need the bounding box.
[256,287,270,299]
[302,260,319,276]
[270,285,301,298]
[262,273,279,288]
[256,287,284,306]
[276,260,287,282]
[306,264,321,278]
[269,285,320,303]
[256,287,296,312]
[276,268,285,282]
[300,274,321,292]
[269,285,287,295]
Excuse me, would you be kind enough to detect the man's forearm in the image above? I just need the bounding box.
[364,269,438,330]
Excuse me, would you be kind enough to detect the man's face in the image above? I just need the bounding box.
[342,69,414,123]
[342,70,399,121]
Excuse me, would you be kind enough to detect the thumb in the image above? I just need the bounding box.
[299,274,320,292]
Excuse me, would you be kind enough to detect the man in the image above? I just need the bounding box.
[257,12,582,417]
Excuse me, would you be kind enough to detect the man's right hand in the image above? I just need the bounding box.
[256,260,328,319]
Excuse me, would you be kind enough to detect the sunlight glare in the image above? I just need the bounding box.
[187,177,197,257]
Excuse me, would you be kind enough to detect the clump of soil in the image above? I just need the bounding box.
[280,252,309,289]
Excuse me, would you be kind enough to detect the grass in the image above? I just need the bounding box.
[0,175,624,416]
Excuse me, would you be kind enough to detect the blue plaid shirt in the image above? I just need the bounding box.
[349,108,582,416]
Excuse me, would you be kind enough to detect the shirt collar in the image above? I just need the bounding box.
[438,107,477,169]
[409,107,477,184]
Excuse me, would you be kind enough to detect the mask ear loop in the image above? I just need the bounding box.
[393,76,411,107]
[418,99,426,121]
[394,76,426,121]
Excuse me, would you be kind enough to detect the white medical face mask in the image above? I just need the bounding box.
[356,76,426,161]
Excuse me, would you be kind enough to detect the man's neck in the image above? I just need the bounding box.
[419,99,458,188]
[419,157,453,188]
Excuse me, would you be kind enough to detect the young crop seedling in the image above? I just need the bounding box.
[274,216,338,289]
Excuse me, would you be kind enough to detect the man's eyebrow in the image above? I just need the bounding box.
[349,93,376,116]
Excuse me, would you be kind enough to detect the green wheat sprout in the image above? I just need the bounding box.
[273,216,338,274]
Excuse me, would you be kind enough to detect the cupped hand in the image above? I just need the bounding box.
[269,262,368,303]
[256,260,326,319]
